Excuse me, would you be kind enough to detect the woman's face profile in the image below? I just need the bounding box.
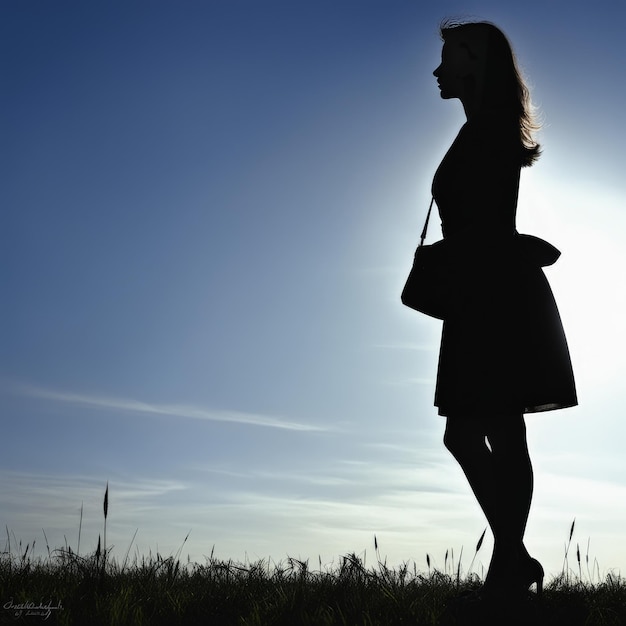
[433,41,474,100]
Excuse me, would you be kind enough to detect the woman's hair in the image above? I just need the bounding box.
[440,19,541,167]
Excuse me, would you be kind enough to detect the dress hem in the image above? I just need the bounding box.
[436,400,578,417]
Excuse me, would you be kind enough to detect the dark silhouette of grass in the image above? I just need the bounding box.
[1,485,625,625]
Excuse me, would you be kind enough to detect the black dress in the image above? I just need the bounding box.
[431,111,577,417]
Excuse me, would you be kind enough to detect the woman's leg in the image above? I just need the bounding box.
[443,416,498,533]
[444,414,534,583]
[485,414,533,563]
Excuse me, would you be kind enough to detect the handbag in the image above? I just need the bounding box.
[401,198,451,320]
[400,198,561,320]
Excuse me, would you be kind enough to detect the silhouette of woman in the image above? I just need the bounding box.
[428,20,577,600]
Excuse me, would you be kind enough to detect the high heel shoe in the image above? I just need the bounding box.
[461,557,524,605]
[518,556,544,597]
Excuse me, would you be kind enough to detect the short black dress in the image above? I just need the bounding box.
[431,111,577,417]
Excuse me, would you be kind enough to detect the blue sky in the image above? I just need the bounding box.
[3,0,626,579]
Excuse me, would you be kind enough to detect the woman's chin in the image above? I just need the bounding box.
[438,88,456,99]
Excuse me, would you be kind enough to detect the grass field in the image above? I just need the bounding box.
[2,485,625,625]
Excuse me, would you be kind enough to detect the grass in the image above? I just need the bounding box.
[1,486,625,625]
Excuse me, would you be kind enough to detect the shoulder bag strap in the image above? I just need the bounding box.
[419,197,435,247]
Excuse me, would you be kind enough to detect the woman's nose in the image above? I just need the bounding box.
[433,64,441,77]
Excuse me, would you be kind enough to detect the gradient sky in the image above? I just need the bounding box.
[3,0,626,579]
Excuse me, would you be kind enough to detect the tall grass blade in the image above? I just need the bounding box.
[476,528,486,552]
[122,528,139,572]
[563,517,576,578]
[104,482,109,520]
[42,528,50,559]
[103,482,109,568]
[174,530,191,562]
[468,528,486,574]
[77,502,83,556]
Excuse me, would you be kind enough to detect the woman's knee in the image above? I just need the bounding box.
[486,414,527,455]
[443,422,460,453]
[443,417,486,457]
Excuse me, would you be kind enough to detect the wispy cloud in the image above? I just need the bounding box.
[0,470,191,556]
[7,382,330,432]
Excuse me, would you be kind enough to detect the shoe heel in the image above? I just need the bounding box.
[532,559,544,597]
[536,574,544,598]
[521,557,544,597]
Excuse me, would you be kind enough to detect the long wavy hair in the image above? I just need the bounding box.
[440,19,541,167]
